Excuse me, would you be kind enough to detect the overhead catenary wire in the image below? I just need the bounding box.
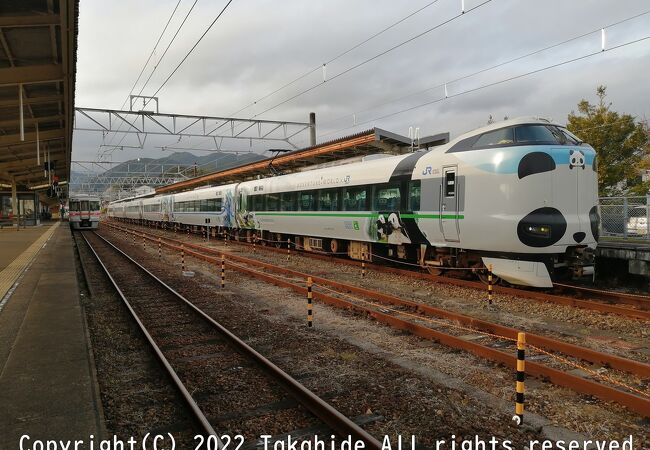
[315,9,650,133]
[179,0,446,156]
[110,0,235,152]
[315,35,650,140]
[98,0,181,157]
[228,0,443,118]
[249,0,493,120]
[102,0,199,154]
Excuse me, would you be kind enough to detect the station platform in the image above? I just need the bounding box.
[597,238,650,277]
[0,223,104,445]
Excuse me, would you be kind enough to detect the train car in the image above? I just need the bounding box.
[108,117,599,287]
[141,196,163,223]
[68,194,101,230]
[168,184,237,228]
[234,117,598,287]
[123,198,142,221]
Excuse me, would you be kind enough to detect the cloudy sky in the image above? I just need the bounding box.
[73,0,650,165]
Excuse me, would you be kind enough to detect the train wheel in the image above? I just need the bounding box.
[477,270,500,285]
[330,239,339,254]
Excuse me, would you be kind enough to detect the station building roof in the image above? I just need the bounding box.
[0,0,78,197]
[156,128,449,194]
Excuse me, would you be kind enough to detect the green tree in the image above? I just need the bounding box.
[567,86,649,196]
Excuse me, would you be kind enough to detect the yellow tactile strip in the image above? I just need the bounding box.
[0,222,60,302]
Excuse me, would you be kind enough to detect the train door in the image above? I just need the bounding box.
[80,200,90,221]
[440,166,460,242]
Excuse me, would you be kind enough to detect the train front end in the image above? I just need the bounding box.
[420,117,600,287]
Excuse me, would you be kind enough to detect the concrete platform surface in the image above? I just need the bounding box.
[0,223,56,271]
[0,226,104,446]
[0,223,59,303]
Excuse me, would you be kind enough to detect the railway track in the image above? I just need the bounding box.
[79,230,382,447]
[110,220,650,320]
[102,222,650,417]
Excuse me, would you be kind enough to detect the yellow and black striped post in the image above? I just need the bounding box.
[514,332,526,425]
[181,244,185,272]
[253,234,257,253]
[220,254,225,289]
[158,237,162,261]
[287,238,291,261]
[307,276,313,327]
[142,233,146,250]
[187,226,190,237]
[132,231,135,246]
[361,249,366,278]
[488,264,493,305]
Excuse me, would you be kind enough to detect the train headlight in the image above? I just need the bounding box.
[525,225,551,238]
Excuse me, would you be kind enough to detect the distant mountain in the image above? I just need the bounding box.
[70,152,267,194]
[102,151,266,176]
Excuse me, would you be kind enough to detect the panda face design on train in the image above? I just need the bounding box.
[569,149,585,170]
[516,148,596,248]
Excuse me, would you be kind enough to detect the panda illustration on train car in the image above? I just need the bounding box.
[233,117,598,288]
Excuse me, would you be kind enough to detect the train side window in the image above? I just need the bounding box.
[343,186,368,211]
[319,189,339,211]
[281,192,296,211]
[253,195,264,211]
[373,184,400,211]
[409,181,421,210]
[514,125,560,144]
[299,191,316,211]
[444,172,456,197]
[266,193,280,211]
[472,127,514,148]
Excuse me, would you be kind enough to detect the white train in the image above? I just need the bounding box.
[68,194,101,230]
[108,117,599,287]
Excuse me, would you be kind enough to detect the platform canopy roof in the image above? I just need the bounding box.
[0,0,78,195]
[155,128,450,194]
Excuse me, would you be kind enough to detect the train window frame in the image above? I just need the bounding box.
[373,183,401,211]
[318,188,339,211]
[444,172,456,198]
[343,186,369,211]
[266,193,280,211]
[281,192,297,211]
[409,180,421,211]
[471,127,515,149]
[514,125,561,145]
[299,190,317,211]
[252,194,264,212]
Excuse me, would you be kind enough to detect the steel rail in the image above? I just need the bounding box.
[78,231,221,441]
[107,224,650,377]
[154,223,650,317]
[553,282,650,309]
[103,223,650,417]
[87,230,383,450]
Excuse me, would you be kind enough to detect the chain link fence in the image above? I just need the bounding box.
[599,196,650,239]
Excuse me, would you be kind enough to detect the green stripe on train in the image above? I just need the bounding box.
[253,212,465,219]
